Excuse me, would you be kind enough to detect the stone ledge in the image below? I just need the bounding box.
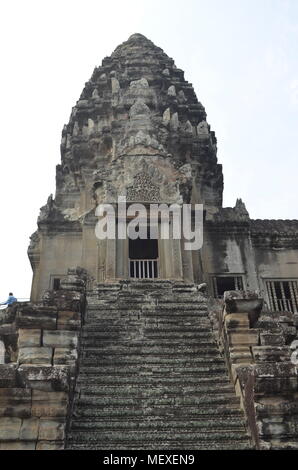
[0,440,36,450]
[16,305,57,330]
[18,347,53,365]
[255,377,298,395]
[228,329,259,346]
[17,365,71,392]
[36,440,64,450]
[252,346,291,363]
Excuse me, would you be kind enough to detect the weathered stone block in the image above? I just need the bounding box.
[0,388,31,418]
[233,364,254,388]
[260,333,285,346]
[0,364,17,387]
[254,362,297,378]
[230,347,253,364]
[53,348,78,365]
[36,440,65,450]
[43,331,78,348]
[228,329,259,346]
[230,346,251,353]
[0,417,22,440]
[231,363,245,383]
[256,398,298,416]
[0,304,18,325]
[20,418,40,440]
[0,441,36,450]
[278,315,294,324]
[60,270,86,292]
[18,365,70,391]
[43,290,84,313]
[280,325,297,340]
[0,323,17,335]
[32,390,68,417]
[38,418,66,441]
[252,346,291,363]
[57,311,81,331]
[224,291,263,326]
[18,329,41,348]
[225,313,250,329]
[258,416,293,437]
[255,377,298,395]
[255,315,279,331]
[16,305,57,330]
[18,347,53,365]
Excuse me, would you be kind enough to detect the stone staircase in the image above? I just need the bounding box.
[66,280,251,450]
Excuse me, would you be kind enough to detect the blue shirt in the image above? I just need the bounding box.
[1,296,17,305]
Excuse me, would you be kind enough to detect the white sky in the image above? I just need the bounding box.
[0,0,297,300]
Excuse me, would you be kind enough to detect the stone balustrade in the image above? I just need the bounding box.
[218,290,298,449]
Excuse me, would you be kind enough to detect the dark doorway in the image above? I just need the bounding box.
[129,238,158,260]
[128,227,159,279]
[213,276,243,298]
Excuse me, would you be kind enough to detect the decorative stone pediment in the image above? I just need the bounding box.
[127,173,160,202]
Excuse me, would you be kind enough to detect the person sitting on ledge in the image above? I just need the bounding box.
[0,293,17,306]
[0,293,18,325]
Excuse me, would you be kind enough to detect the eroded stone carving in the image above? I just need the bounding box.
[127,173,160,202]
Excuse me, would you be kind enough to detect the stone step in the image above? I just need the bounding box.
[82,339,217,348]
[82,331,215,340]
[144,331,215,338]
[77,383,236,396]
[73,405,244,419]
[155,304,207,311]
[86,305,208,313]
[84,317,211,325]
[67,430,249,444]
[68,441,251,450]
[82,342,217,350]
[172,282,198,289]
[76,394,240,407]
[120,281,173,290]
[77,375,232,385]
[156,299,205,305]
[93,283,121,290]
[79,356,225,366]
[80,357,227,375]
[87,307,208,323]
[83,339,219,357]
[82,324,213,332]
[70,417,246,431]
[68,283,250,450]
[115,296,151,303]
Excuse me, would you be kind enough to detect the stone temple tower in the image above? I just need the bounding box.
[10,33,296,450]
[28,33,223,301]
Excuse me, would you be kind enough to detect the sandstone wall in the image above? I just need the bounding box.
[216,291,298,449]
[0,269,86,450]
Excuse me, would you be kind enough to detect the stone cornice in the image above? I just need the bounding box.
[38,219,82,234]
